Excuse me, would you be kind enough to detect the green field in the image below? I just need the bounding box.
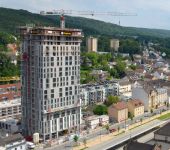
[158,113,170,120]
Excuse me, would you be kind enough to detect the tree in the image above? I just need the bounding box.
[119,39,140,55]
[129,64,137,70]
[93,105,108,115]
[115,60,126,77]
[117,126,120,133]
[105,96,119,106]
[128,112,134,121]
[104,124,110,134]
[73,135,79,146]
[140,118,143,124]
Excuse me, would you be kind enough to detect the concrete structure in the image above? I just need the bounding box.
[0,134,26,150]
[0,99,21,120]
[154,122,170,143]
[110,39,119,52]
[124,140,162,150]
[108,101,128,123]
[0,118,20,134]
[85,116,100,129]
[85,115,109,129]
[127,99,144,117]
[19,26,83,141]
[98,115,109,126]
[87,37,98,52]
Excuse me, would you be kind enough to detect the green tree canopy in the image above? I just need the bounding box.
[0,53,20,77]
[93,105,108,115]
[119,39,140,55]
[105,95,120,106]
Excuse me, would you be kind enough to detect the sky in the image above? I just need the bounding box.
[1,0,170,30]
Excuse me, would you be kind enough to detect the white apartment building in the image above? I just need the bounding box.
[80,80,131,106]
[19,26,83,141]
[0,99,21,120]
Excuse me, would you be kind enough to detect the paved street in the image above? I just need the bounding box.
[87,119,167,150]
[44,118,168,150]
[40,108,170,150]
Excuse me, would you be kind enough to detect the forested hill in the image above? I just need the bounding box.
[1,7,170,38]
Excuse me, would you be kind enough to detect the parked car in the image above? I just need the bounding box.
[109,128,116,133]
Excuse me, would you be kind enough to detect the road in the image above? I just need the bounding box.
[41,107,169,150]
[88,119,167,150]
[116,129,154,150]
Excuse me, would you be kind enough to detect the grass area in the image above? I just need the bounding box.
[80,147,88,150]
[158,113,170,120]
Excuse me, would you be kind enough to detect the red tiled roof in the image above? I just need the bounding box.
[112,101,127,110]
[128,99,144,107]
[0,92,21,101]
[0,83,21,90]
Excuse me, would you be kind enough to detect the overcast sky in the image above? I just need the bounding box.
[1,0,170,30]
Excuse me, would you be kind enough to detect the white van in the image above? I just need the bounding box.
[26,142,35,149]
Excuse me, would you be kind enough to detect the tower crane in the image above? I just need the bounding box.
[40,9,137,29]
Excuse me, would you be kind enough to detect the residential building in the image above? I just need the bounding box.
[19,25,83,141]
[80,80,132,106]
[87,36,98,52]
[98,115,109,126]
[0,99,21,120]
[124,140,162,150]
[85,115,99,129]
[0,83,21,101]
[157,88,168,107]
[118,80,132,97]
[108,101,128,123]
[154,122,170,142]
[110,39,119,52]
[0,134,26,150]
[132,83,168,111]
[127,99,144,117]
[0,118,20,134]
[84,115,109,129]
[90,70,109,81]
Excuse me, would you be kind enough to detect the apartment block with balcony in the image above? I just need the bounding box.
[0,99,21,120]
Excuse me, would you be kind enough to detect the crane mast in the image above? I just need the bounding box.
[40,9,137,29]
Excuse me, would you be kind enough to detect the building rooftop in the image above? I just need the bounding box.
[19,26,83,37]
[154,122,170,137]
[111,101,127,110]
[124,141,161,150]
[0,83,21,90]
[119,80,131,86]
[128,99,144,108]
[0,98,21,108]
[0,134,24,146]
[0,92,21,101]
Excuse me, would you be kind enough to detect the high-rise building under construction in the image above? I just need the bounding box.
[19,25,83,141]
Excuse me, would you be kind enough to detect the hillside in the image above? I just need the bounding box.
[1,7,170,38]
